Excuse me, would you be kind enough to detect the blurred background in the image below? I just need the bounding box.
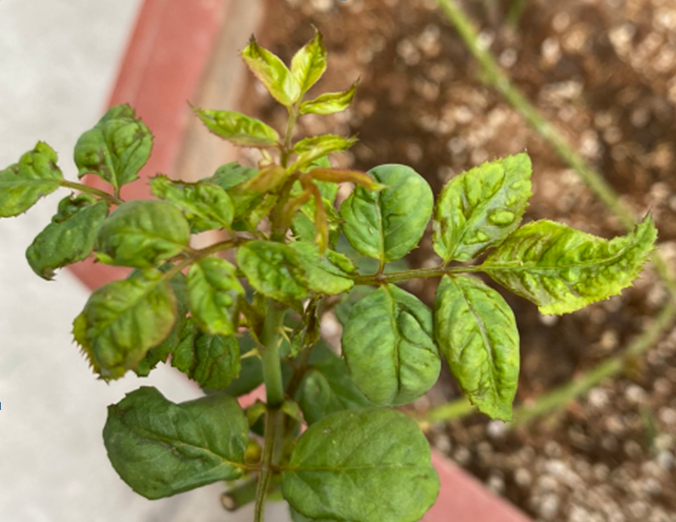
[2,0,676,521]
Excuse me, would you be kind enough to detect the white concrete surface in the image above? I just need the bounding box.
[0,2,288,521]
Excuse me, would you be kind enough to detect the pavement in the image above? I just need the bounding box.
[0,1,288,520]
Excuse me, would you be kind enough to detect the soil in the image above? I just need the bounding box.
[245,0,676,520]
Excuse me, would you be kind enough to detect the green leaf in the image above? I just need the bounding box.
[150,174,233,232]
[434,275,519,421]
[291,30,327,94]
[297,346,375,425]
[73,104,152,192]
[187,257,243,336]
[482,215,657,315]
[209,161,259,190]
[95,200,190,268]
[282,408,439,522]
[237,241,309,305]
[0,142,63,217]
[193,108,280,148]
[241,36,300,106]
[209,162,262,221]
[172,331,241,391]
[225,333,263,397]
[80,269,177,379]
[289,297,321,358]
[342,285,440,406]
[103,387,248,499]
[291,135,357,172]
[290,507,338,522]
[135,269,190,377]
[300,80,359,116]
[341,164,433,264]
[289,242,354,295]
[26,195,109,279]
[433,153,532,263]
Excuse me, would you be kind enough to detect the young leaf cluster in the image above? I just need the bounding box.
[0,30,657,522]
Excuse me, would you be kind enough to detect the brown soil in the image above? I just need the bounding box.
[247,0,676,520]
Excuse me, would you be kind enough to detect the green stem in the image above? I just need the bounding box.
[60,180,123,205]
[261,301,286,408]
[280,104,300,168]
[353,264,483,286]
[253,300,287,522]
[506,0,527,27]
[254,409,282,522]
[511,301,676,427]
[435,0,676,304]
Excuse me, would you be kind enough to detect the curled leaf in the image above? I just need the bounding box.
[193,107,280,148]
[74,104,152,191]
[300,80,359,116]
[0,142,63,217]
[434,275,519,421]
[241,36,300,106]
[482,215,657,315]
[433,153,532,263]
[95,200,190,268]
[342,285,440,406]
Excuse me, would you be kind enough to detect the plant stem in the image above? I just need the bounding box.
[253,300,287,522]
[254,409,283,522]
[60,180,123,205]
[353,264,483,286]
[435,0,676,304]
[510,301,676,427]
[261,301,286,408]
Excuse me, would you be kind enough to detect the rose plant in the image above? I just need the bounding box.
[0,32,656,521]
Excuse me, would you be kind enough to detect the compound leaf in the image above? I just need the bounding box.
[74,104,152,191]
[103,387,248,499]
[342,285,440,406]
[297,346,375,425]
[482,215,657,315]
[341,164,433,263]
[241,36,300,106]
[433,153,532,263]
[291,30,327,94]
[95,200,190,268]
[237,241,309,306]
[193,108,279,148]
[187,257,243,336]
[26,195,109,279]
[434,275,519,421]
[0,142,63,217]
[282,408,439,522]
[150,174,234,232]
[80,269,177,379]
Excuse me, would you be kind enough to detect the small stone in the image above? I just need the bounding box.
[486,473,505,494]
[453,446,471,466]
[514,467,532,487]
[487,420,508,439]
[588,388,609,408]
[656,450,675,470]
[434,433,452,454]
[544,441,562,458]
[659,407,676,425]
[538,493,560,520]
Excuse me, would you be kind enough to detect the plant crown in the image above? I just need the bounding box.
[0,31,656,522]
